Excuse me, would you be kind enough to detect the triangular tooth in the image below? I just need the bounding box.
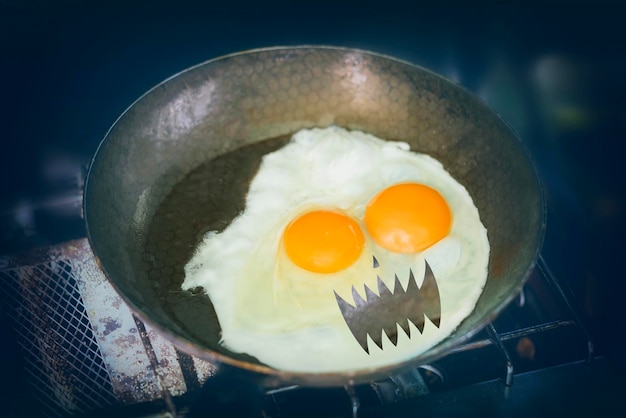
[409,313,426,334]
[351,285,367,308]
[422,261,442,328]
[334,291,369,353]
[406,269,419,296]
[377,275,392,298]
[372,256,380,269]
[383,323,399,346]
[334,290,357,315]
[421,262,436,291]
[370,332,384,351]
[407,267,426,333]
[430,316,441,328]
[364,283,379,303]
[397,317,411,338]
[393,274,403,294]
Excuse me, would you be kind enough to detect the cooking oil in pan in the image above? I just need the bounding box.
[143,135,290,362]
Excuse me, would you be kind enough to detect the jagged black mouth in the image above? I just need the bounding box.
[334,258,441,354]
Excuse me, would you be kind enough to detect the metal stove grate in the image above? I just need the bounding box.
[0,259,117,417]
[0,238,596,418]
[0,240,217,417]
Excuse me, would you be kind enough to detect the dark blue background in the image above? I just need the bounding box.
[2,1,624,203]
[2,1,623,197]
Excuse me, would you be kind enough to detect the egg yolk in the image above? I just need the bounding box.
[365,183,452,253]
[283,210,365,273]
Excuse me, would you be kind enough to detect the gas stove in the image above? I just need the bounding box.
[0,214,619,417]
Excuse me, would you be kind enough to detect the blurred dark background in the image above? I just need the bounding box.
[1,0,625,413]
[2,2,624,249]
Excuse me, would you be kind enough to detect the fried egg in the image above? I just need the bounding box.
[182,126,489,372]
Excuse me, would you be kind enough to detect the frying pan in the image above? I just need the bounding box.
[84,46,545,388]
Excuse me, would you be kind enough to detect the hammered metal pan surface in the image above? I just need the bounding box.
[84,46,545,386]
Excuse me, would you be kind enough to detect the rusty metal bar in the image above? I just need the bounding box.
[486,323,514,386]
[449,319,575,354]
[537,255,595,364]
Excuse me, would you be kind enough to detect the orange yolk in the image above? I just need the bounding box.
[365,183,452,253]
[283,210,365,273]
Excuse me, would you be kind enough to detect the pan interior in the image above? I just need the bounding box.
[144,135,290,365]
[84,47,544,383]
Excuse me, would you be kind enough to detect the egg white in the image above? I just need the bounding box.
[182,126,489,372]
